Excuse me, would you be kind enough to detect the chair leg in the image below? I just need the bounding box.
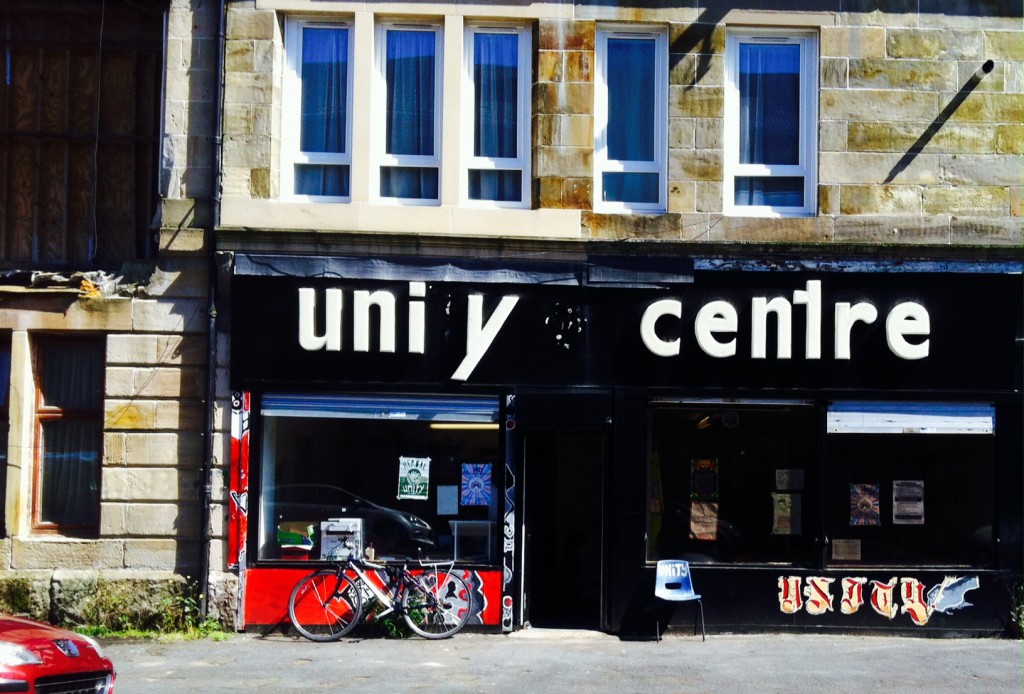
[696,600,706,642]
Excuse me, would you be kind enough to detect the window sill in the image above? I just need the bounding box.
[221,199,582,238]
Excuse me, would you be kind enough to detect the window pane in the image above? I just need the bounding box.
[734,176,804,207]
[40,340,104,410]
[380,166,438,200]
[385,30,436,157]
[258,405,501,563]
[300,27,349,155]
[825,434,994,567]
[39,419,101,527]
[739,43,800,165]
[602,172,659,204]
[295,164,350,197]
[648,406,816,565]
[469,170,522,202]
[474,33,518,159]
[606,38,656,162]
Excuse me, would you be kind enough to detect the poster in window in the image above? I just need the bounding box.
[397,456,430,500]
[690,458,719,501]
[849,483,881,526]
[832,538,862,561]
[689,501,718,541]
[460,463,492,506]
[893,480,925,525]
[772,492,802,535]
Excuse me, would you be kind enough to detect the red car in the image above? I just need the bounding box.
[0,616,114,693]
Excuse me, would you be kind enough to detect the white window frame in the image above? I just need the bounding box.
[282,18,355,203]
[461,23,531,209]
[594,25,668,214]
[723,29,818,218]
[373,21,443,206]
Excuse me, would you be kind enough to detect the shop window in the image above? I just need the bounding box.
[463,24,531,207]
[825,402,995,568]
[594,26,667,213]
[282,20,354,200]
[647,404,816,565]
[723,30,817,217]
[375,23,443,203]
[257,394,501,564]
[33,337,105,535]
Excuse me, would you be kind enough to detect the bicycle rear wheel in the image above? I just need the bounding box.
[288,569,363,641]
[402,569,471,639]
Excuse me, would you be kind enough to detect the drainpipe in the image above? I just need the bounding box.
[198,0,227,618]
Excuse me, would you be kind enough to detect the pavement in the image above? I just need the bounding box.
[102,628,1022,693]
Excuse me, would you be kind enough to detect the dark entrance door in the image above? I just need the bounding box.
[523,430,606,629]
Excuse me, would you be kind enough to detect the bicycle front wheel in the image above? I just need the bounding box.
[402,569,472,639]
[288,569,363,641]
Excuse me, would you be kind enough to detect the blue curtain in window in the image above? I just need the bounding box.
[474,33,517,159]
[470,33,520,202]
[297,27,349,196]
[604,38,658,204]
[384,29,437,199]
[738,43,800,166]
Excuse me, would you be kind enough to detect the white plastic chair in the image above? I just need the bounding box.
[654,559,705,641]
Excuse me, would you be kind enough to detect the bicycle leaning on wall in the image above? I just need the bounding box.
[287,544,472,641]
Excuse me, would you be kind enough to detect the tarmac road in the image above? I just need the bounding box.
[103,629,1022,693]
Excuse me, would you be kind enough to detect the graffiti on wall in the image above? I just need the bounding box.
[229,391,251,631]
[778,575,980,626]
[502,394,517,632]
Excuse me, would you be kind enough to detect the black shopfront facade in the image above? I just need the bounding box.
[227,247,1022,636]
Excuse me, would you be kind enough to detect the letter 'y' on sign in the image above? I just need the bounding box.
[451,294,519,381]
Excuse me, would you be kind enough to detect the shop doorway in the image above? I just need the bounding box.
[522,430,606,629]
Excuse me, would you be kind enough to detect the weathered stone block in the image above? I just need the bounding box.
[668,181,696,213]
[104,468,200,502]
[950,216,1024,245]
[984,31,1024,61]
[562,178,592,210]
[820,89,938,122]
[670,54,723,87]
[538,177,562,207]
[719,217,834,244]
[671,86,723,119]
[50,570,190,629]
[533,114,559,147]
[583,212,689,241]
[958,61,1006,92]
[562,115,593,147]
[124,540,199,572]
[124,503,200,536]
[923,186,1009,215]
[695,182,722,215]
[849,58,956,91]
[847,122,996,154]
[819,185,841,215]
[945,93,1024,124]
[820,121,849,152]
[538,19,594,52]
[840,184,923,215]
[821,58,848,89]
[0,573,50,619]
[669,23,724,56]
[669,150,722,182]
[535,82,593,116]
[105,431,203,468]
[132,299,206,334]
[536,146,592,178]
[564,51,593,82]
[225,39,255,73]
[669,118,696,149]
[886,29,984,60]
[223,71,273,106]
[1011,187,1023,217]
[107,334,205,366]
[822,26,886,58]
[694,119,721,150]
[226,8,277,42]
[833,216,952,244]
[13,540,125,571]
[537,51,562,82]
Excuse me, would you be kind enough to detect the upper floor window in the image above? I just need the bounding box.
[724,30,818,217]
[375,23,443,204]
[33,337,105,536]
[463,25,531,207]
[283,20,353,201]
[0,3,161,267]
[594,26,667,214]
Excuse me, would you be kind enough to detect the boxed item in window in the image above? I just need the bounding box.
[320,518,363,560]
